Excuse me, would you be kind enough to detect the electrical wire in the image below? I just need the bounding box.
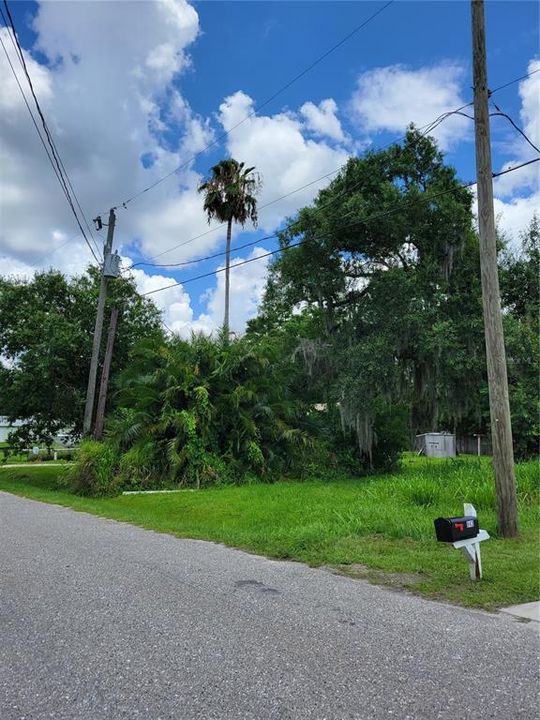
[104,60,540,231]
[134,67,539,266]
[129,108,507,272]
[1,1,101,264]
[0,34,63,197]
[489,68,540,94]
[132,167,367,270]
[0,34,99,267]
[135,111,472,268]
[492,157,540,177]
[142,168,343,264]
[139,157,539,298]
[132,161,405,270]
[489,101,540,154]
[2,1,101,261]
[140,184,478,296]
[103,1,394,212]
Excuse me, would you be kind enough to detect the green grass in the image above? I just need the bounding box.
[0,455,538,610]
[0,442,74,464]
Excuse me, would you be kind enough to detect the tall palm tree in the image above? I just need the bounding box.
[198,159,261,333]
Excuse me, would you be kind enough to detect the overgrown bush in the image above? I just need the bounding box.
[370,405,410,471]
[55,449,76,461]
[100,332,315,490]
[66,440,121,496]
[305,401,408,476]
[89,326,411,492]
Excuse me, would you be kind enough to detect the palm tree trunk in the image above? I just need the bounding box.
[224,218,232,335]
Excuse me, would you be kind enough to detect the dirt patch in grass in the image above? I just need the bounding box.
[328,563,427,590]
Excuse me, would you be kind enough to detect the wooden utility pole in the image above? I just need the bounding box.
[94,307,119,440]
[471,0,518,537]
[83,207,116,435]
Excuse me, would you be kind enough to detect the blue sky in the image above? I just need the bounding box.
[1,1,538,334]
[191,1,537,177]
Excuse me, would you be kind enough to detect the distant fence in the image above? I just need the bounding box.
[21,447,78,460]
[456,436,492,456]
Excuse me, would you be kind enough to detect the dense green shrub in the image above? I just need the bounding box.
[55,449,76,461]
[101,332,315,490]
[303,401,408,476]
[117,442,161,491]
[66,440,121,496]
[371,405,410,471]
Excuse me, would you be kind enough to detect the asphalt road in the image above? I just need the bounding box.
[1,492,538,720]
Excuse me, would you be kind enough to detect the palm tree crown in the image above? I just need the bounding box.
[199,159,260,227]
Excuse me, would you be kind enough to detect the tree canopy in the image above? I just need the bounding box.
[0,268,163,447]
[251,130,537,460]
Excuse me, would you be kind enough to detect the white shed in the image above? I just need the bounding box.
[416,432,456,458]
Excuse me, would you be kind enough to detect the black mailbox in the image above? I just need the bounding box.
[434,516,479,543]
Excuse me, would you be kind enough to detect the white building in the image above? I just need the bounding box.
[0,417,24,443]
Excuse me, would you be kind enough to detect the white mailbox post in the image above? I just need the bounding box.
[452,503,489,580]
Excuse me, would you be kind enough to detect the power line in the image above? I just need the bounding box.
[110,58,539,232]
[131,233,277,270]
[144,168,342,263]
[134,149,410,271]
[489,67,540,94]
[139,157,539,298]
[132,167,364,270]
[492,157,539,177]
[133,159,407,271]
[2,0,101,261]
[0,33,62,193]
[103,1,394,212]
[140,184,476,296]
[1,1,101,264]
[130,106,524,272]
[489,100,540,154]
[138,115,460,268]
[426,69,538,145]
[0,33,99,267]
[135,67,538,266]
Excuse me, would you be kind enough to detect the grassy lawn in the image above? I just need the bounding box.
[0,455,538,610]
[0,442,74,464]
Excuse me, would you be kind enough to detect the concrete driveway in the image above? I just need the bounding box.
[1,492,538,719]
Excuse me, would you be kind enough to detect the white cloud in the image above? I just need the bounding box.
[0,0,216,272]
[129,267,196,339]
[349,63,470,150]
[202,247,271,334]
[129,245,269,338]
[0,29,52,112]
[492,60,540,242]
[132,82,350,336]
[0,1,356,337]
[493,193,540,242]
[300,98,346,143]
[493,60,539,197]
[0,254,35,281]
[219,91,349,231]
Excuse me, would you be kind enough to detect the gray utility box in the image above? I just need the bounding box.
[416,432,456,458]
[103,251,121,278]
